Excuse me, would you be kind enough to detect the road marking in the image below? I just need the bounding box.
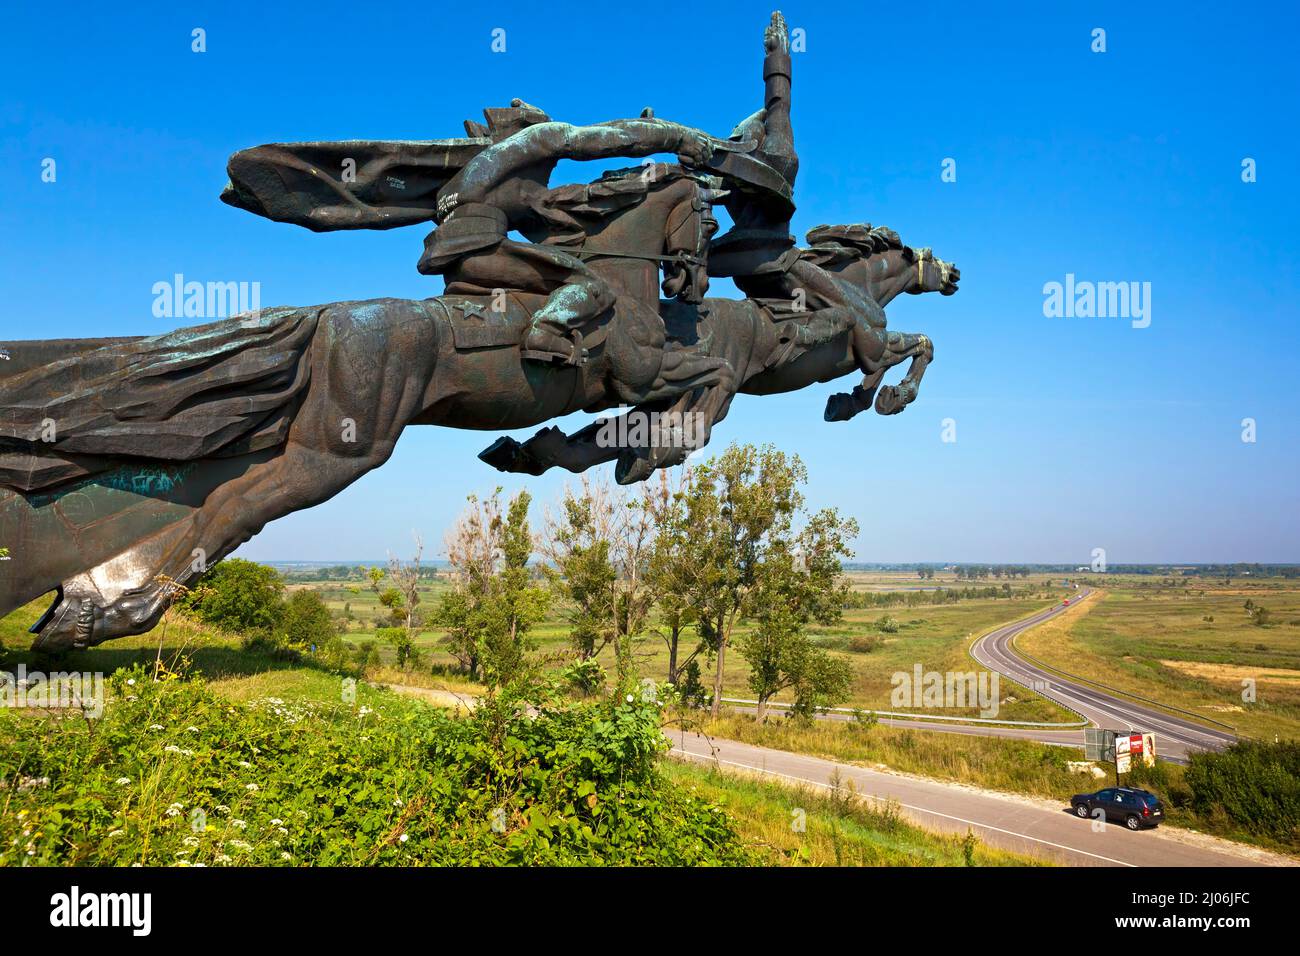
[971,591,1235,755]
[670,747,1138,867]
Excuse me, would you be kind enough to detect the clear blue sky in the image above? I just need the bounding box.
[2,1,1296,563]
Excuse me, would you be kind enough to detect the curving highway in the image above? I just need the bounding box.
[969,589,1238,762]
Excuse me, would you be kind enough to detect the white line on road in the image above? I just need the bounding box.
[671,747,1138,867]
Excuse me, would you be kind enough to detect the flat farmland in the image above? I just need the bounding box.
[0,571,1085,724]
[1017,581,1300,740]
[297,569,1077,721]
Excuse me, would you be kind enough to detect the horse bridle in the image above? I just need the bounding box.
[915,253,951,289]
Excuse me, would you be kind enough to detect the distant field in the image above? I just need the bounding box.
[1017,583,1300,741]
[291,569,1078,720]
[3,571,1083,723]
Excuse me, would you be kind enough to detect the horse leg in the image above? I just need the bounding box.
[479,394,702,479]
[874,332,933,416]
[825,331,933,421]
[32,300,436,651]
[481,373,737,485]
[30,438,400,652]
[478,420,620,477]
[824,367,887,422]
[613,375,740,484]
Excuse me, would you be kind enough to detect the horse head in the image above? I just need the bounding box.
[905,246,961,297]
[661,176,728,304]
[801,224,959,306]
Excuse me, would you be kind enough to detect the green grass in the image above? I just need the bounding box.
[1,607,1047,867]
[661,760,1047,866]
[7,577,1297,861]
[702,713,1093,800]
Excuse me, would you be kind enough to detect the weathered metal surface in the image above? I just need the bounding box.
[0,12,959,651]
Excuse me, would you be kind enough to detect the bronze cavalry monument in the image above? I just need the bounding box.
[0,13,958,651]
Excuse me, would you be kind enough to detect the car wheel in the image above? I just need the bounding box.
[1125,814,1141,831]
[1075,804,1090,818]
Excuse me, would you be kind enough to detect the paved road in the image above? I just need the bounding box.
[969,590,1238,762]
[667,730,1282,867]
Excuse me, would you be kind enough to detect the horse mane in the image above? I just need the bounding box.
[800,223,910,266]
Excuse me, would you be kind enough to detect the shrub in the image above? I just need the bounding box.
[1183,740,1300,846]
[182,558,285,636]
[282,590,336,651]
[377,626,418,669]
[240,632,301,663]
[673,659,708,709]
[849,634,884,654]
[353,641,382,672]
[559,658,606,696]
[0,665,752,865]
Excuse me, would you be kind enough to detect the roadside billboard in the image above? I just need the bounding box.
[1083,729,1156,776]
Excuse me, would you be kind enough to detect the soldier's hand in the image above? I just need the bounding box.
[676,129,715,167]
[764,12,789,54]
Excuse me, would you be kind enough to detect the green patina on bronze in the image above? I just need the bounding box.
[0,12,959,652]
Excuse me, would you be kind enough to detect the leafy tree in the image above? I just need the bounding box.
[541,477,660,691]
[182,558,285,636]
[378,587,407,626]
[281,589,335,651]
[382,538,425,670]
[435,489,549,688]
[644,470,705,685]
[670,444,812,718]
[738,502,858,719]
[541,480,618,662]
[378,626,416,668]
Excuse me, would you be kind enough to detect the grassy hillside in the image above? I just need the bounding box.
[0,610,1045,866]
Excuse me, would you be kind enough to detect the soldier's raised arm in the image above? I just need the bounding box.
[759,11,795,180]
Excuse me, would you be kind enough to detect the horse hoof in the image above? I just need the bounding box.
[478,437,524,472]
[31,583,168,653]
[614,452,656,485]
[30,591,98,653]
[824,393,854,422]
[875,386,905,416]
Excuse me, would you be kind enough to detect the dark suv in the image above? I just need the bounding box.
[1070,787,1163,830]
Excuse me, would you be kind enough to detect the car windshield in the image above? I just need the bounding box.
[1139,793,1159,807]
